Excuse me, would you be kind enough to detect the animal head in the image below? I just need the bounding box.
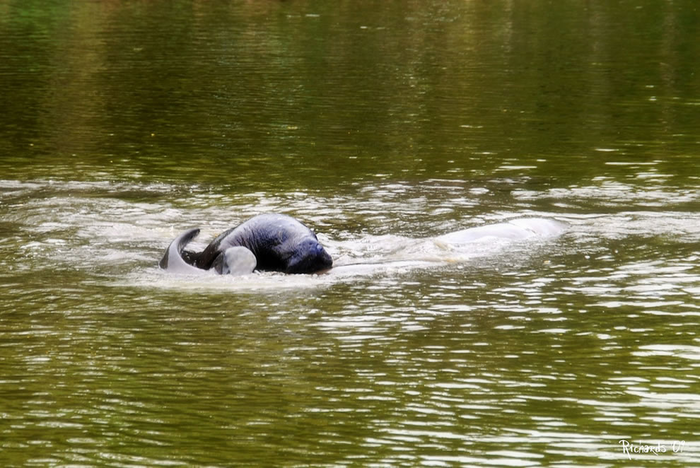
[285,238,333,274]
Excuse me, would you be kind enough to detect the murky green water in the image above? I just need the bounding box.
[1,0,700,466]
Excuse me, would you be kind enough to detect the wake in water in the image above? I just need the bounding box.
[34,178,700,293]
[142,217,567,292]
[0,178,577,291]
[158,212,566,280]
[325,217,566,278]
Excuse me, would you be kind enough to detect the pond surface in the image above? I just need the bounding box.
[1,0,700,466]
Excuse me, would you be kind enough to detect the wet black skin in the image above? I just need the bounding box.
[188,214,333,274]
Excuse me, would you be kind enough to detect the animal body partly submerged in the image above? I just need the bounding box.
[160,214,333,275]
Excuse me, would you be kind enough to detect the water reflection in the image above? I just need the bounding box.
[2,0,699,189]
[2,0,700,465]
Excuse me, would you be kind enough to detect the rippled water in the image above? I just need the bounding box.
[2,0,700,466]
[2,175,700,466]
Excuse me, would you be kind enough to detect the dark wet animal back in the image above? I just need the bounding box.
[192,214,332,274]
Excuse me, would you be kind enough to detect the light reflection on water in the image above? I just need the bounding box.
[2,178,699,466]
[2,0,700,462]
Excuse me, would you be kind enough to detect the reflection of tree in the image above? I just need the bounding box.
[0,0,697,185]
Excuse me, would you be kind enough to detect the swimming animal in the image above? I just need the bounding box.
[160,214,333,275]
[433,218,565,244]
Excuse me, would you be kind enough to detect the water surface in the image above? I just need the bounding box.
[1,0,699,466]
